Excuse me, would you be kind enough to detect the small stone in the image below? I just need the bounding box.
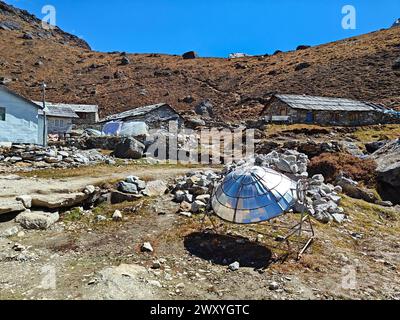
[95,215,107,222]
[174,190,186,203]
[179,212,192,218]
[196,194,211,204]
[112,210,123,221]
[151,261,162,269]
[148,280,162,288]
[84,185,96,195]
[269,281,280,291]
[141,242,154,253]
[12,243,26,252]
[191,200,207,213]
[228,261,240,271]
[180,201,192,212]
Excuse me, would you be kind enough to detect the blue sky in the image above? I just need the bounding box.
[5,0,400,57]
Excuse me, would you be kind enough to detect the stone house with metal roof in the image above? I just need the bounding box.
[260,94,388,126]
[100,103,184,129]
[34,101,99,126]
[38,105,79,135]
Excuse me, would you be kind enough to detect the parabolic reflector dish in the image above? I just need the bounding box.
[211,166,297,224]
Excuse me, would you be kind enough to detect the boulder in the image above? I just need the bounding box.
[121,56,130,65]
[112,210,123,221]
[31,192,90,209]
[335,174,379,204]
[194,100,214,118]
[296,45,311,50]
[191,200,207,213]
[365,140,388,154]
[295,62,311,71]
[113,137,145,159]
[110,191,143,204]
[182,51,198,59]
[143,180,167,197]
[118,181,138,194]
[371,139,400,204]
[16,211,59,230]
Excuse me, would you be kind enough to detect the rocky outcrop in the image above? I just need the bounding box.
[371,139,400,204]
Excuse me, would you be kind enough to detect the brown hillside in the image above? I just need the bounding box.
[1,1,400,121]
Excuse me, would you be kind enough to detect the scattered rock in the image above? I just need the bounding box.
[195,100,214,118]
[16,210,59,230]
[143,180,167,197]
[120,56,130,65]
[269,281,280,291]
[182,51,198,59]
[112,210,123,221]
[141,242,154,253]
[118,181,138,194]
[228,261,240,271]
[95,215,107,222]
[113,137,145,159]
[295,62,311,71]
[296,45,311,50]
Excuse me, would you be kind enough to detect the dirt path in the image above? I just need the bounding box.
[0,165,206,205]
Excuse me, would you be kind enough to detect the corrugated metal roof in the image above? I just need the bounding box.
[100,103,170,122]
[275,94,385,112]
[38,105,79,118]
[33,101,98,113]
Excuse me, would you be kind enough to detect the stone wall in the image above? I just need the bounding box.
[73,112,98,126]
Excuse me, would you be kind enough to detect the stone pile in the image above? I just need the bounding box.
[170,170,221,216]
[170,150,347,224]
[224,150,310,180]
[301,174,346,224]
[0,144,115,170]
[111,176,168,204]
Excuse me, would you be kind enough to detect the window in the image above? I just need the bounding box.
[0,107,5,121]
[55,119,60,127]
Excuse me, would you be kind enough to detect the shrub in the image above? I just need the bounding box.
[308,153,377,187]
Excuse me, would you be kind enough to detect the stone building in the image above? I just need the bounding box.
[100,103,184,129]
[34,101,99,126]
[260,94,388,126]
[39,105,79,135]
